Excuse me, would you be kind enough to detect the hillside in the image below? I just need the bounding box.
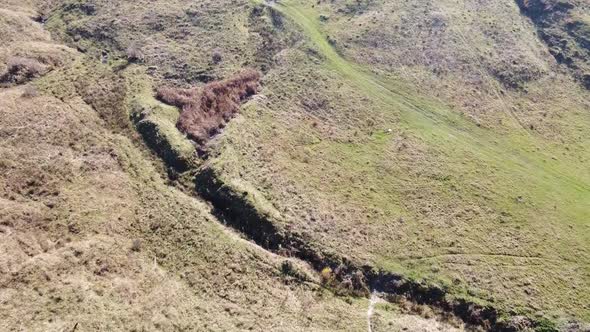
[0,0,589,331]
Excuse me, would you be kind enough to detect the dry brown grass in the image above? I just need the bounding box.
[157,69,261,145]
[0,56,46,85]
[126,43,144,63]
[20,84,38,98]
[0,2,468,331]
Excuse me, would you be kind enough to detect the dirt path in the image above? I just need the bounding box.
[366,291,380,332]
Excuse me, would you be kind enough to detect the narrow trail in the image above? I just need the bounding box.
[366,291,380,332]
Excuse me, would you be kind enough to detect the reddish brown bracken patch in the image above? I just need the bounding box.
[157,69,261,145]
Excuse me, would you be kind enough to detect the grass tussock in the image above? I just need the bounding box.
[21,85,39,98]
[157,69,261,145]
[0,57,47,85]
[126,43,145,63]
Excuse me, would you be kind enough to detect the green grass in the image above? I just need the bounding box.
[271,0,590,218]
[208,0,590,321]
[8,0,590,329]
[34,0,590,323]
[269,0,590,238]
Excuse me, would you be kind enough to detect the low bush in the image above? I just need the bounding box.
[21,85,39,98]
[157,69,261,145]
[126,44,145,63]
[0,57,46,85]
[211,50,223,64]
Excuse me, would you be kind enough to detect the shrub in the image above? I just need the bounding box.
[0,57,46,84]
[126,44,145,63]
[21,85,39,98]
[157,69,261,145]
[281,260,295,275]
[211,50,223,64]
[156,86,196,108]
[320,267,334,284]
[131,239,142,252]
[533,318,558,332]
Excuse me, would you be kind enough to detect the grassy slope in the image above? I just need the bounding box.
[0,82,374,331]
[0,3,468,331]
[206,0,590,323]
[275,1,590,225]
[9,0,588,327]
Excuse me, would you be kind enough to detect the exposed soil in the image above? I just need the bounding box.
[367,291,380,332]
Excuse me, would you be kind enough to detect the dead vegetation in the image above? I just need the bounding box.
[157,69,261,145]
[0,57,47,85]
[21,85,39,98]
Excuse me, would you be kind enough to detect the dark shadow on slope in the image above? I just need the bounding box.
[193,166,555,332]
[515,0,590,89]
